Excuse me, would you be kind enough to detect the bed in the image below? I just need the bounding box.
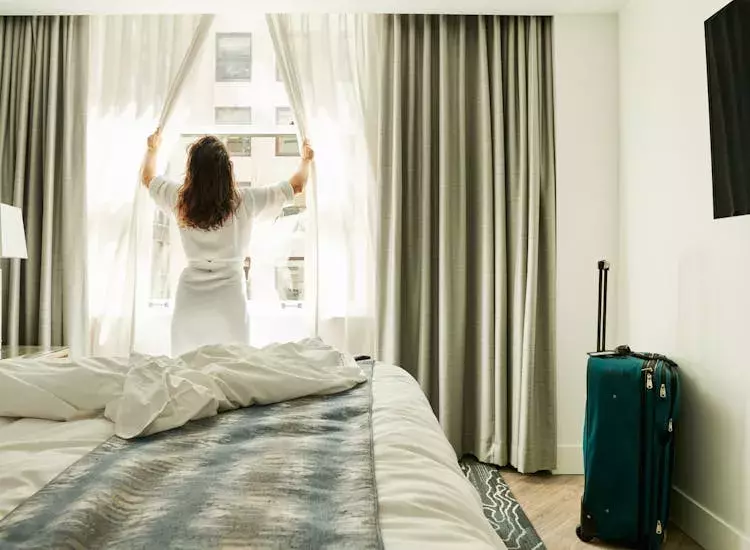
[0,343,504,549]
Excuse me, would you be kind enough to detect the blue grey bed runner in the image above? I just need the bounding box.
[0,362,382,549]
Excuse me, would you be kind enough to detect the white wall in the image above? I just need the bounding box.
[552,14,620,474]
[619,1,750,548]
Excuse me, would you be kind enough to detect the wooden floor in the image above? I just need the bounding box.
[501,471,703,550]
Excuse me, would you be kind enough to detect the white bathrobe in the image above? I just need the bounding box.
[149,176,293,356]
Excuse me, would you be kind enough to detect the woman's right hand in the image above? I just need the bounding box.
[289,140,313,195]
[147,129,162,152]
[141,129,161,188]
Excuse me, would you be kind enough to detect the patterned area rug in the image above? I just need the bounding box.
[461,456,546,550]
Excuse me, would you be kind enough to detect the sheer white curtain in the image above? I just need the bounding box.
[87,15,213,356]
[267,14,381,355]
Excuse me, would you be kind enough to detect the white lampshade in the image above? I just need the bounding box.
[0,204,28,259]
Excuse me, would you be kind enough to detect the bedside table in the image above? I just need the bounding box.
[0,346,69,360]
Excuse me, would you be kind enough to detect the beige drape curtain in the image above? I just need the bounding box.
[377,15,557,473]
[0,16,89,354]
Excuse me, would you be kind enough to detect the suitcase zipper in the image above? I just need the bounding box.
[654,360,675,545]
[654,365,666,545]
[646,371,654,390]
[636,361,650,544]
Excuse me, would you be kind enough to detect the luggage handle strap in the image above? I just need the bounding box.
[589,345,678,369]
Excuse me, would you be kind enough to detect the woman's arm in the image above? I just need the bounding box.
[140,129,162,188]
[288,140,314,195]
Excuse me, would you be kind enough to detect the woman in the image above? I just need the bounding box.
[140,130,313,356]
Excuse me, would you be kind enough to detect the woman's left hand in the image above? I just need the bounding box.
[301,140,314,162]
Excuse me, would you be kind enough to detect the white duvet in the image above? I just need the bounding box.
[0,340,504,549]
[0,339,365,439]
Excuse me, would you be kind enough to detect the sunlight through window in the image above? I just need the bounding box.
[147,15,308,347]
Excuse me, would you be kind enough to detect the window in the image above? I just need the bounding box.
[275,107,294,126]
[150,16,307,346]
[275,135,299,157]
[215,107,252,125]
[224,135,252,156]
[215,33,252,82]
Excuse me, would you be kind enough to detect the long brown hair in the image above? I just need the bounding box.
[177,135,241,230]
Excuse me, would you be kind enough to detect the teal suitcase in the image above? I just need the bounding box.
[576,261,681,549]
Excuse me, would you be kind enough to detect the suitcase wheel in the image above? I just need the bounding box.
[576,525,594,543]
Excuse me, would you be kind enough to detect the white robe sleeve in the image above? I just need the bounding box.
[149,176,181,212]
[241,181,294,220]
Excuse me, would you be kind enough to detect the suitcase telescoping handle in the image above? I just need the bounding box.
[592,260,678,368]
[596,260,610,353]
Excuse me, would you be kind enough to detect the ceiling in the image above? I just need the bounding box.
[0,0,629,15]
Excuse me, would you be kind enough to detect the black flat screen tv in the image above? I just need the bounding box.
[705,0,750,219]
